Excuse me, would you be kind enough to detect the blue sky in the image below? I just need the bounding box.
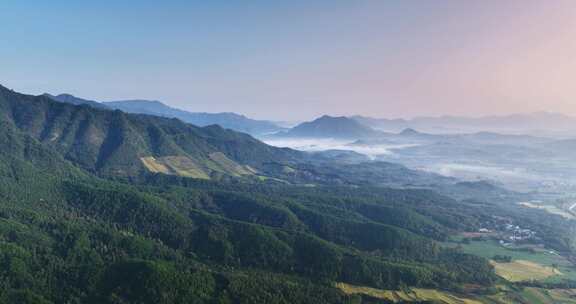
[2,1,576,120]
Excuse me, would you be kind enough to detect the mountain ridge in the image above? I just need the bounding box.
[44,93,285,135]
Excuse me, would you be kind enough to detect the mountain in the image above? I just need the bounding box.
[278,115,383,139]
[353,112,576,134]
[2,87,300,179]
[6,87,497,189]
[43,93,110,110]
[398,128,421,136]
[103,99,284,135]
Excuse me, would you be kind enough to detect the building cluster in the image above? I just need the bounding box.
[494,224,536,245]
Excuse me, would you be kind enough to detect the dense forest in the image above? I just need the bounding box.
[0,85,574,303]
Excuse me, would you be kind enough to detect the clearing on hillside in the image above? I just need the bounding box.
[140,156,210,179]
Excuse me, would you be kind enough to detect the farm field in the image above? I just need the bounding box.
[491,260,561,282]
[444,240,576,282]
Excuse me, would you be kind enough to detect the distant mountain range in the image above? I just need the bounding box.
[352,112,576,135]
[103,100,284,135]
[268,112,576,142]
[45,93,284,135]
[45,93,576,137]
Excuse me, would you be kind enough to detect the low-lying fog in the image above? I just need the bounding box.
[263,136,576,194]
[262,138,420,159]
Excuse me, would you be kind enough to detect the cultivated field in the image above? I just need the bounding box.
[445,239,576,282]
[491,260,561,282]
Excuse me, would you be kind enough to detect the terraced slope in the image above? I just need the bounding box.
[336,283,482,304]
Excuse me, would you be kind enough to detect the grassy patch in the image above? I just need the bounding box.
[140,156,210,179]
[208,152,254,176]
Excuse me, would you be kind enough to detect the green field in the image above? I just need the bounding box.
[444,240,576,283]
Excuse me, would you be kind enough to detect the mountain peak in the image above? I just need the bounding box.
[399,128,421,136]
[281,115,380,139]
[316,115,349,121]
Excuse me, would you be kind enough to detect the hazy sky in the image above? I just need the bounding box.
[2,0,576,120]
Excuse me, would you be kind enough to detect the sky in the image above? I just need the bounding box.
[2,0,576,121]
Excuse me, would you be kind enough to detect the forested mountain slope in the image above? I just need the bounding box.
[0,85,300,179]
